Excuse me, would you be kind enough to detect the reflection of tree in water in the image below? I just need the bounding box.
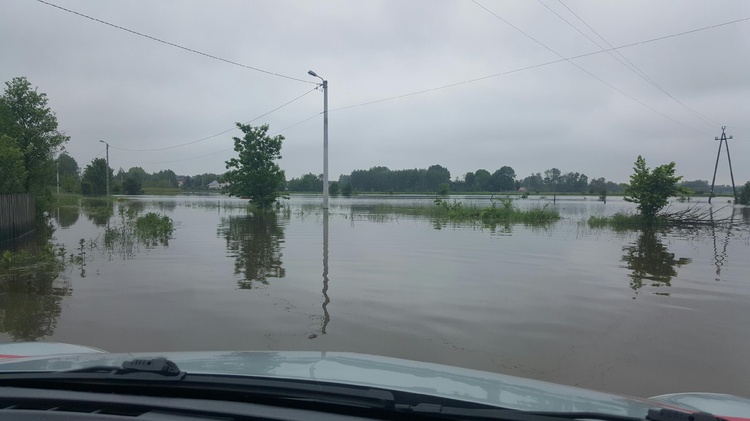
[0,226,71,341]
[53,206,80,228]
[81,198,114,226]
[621,230,691,294]
[218,212,287,289]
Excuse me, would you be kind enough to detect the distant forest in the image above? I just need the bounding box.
[287,165,738,195]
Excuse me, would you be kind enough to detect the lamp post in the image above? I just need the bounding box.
[308,70,329,209]
[99,140,110,196]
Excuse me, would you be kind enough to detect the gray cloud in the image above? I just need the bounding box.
[2,0,748,184]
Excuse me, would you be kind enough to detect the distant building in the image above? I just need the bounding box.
[207,180,229,190]
[518,187,527,192]
[176,176,186,187]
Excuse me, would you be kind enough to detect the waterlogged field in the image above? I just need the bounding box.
[2,194,749,398]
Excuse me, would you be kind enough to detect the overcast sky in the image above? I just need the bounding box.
[2,0,749,184]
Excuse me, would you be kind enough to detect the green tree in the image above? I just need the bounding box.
[123,176,143,195]
[81,158,112,196]
[329,181,340,196]
[474,169,492,191]
[342,182,353,196]
[624,155,683,223]
[492,166,516,191]
[223,123,285,209]
[56,152,80,193]
[0,77,69,212]
[738,181,750,206]
[0,135,27,194]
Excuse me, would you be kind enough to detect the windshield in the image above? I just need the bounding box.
[0,0,749,412]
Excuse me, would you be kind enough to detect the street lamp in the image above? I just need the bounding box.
[99,140,110,196]
[308,70,329,209]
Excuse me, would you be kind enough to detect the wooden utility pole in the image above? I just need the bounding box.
[708,126,737,204]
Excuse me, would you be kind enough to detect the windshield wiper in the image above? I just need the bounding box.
[405,403,643,421]
[0,357,186,382]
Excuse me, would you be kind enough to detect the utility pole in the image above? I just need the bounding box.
[708,127,736,204]
[308,70,329,209]
[99,140,110,196]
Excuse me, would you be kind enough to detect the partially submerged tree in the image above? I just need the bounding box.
[223,123,285,209]
[81,158,112,196]
[0,135,27,194]
[738,181,750,206]
[0,77,69,212]
[624,156,683,224]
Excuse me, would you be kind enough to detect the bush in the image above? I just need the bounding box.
[738,182,750,205]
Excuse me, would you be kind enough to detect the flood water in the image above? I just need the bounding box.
[2,194,749,398]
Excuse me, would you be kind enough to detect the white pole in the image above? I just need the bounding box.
[105,143,110,196]
[323,79,329,209]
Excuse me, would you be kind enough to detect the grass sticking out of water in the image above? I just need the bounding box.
[105,208,176,256]
[360,198,560,226]
[588,212,668,231]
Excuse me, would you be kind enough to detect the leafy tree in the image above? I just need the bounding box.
[123,177,143,195]
[680,179,710,195]
[624,155,684,223]
[57,152,79,177]
[287,173,322,192]
[491,166,516,191]
[56,152,80,193]
[0,77,69,213]
[474,169,492,191]
[425,164,451,192]
[223,123,285,209]
[464,172,476,190]
[522,173,544,192]
[341,182,353,196]
[543,168,561,192]
[329,181,340,196]
[738,182,750,206]
[437,183,450,196]
[0,135,27,194]
[81,158,112,196]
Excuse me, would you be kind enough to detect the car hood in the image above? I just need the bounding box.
[0,344,748,418]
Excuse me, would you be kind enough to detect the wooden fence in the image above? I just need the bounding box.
[0,193,36,246]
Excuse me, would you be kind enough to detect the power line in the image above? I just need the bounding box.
[329,14,750,115]
[119,112,322,165]
[547,0,720,129]
[36,0,315,85]
[472,0,711,135]
[108,87,317,152]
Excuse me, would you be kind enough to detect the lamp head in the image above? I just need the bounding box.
[307,70,318,77]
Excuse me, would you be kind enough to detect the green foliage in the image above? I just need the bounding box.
[81,158,112,196]
[432,198,559,225]
[0,135,27,194]
[587,213,662,231]
[329,181,340,196]
[135,212,175,245]
[437,183,450,196]
[105,208,175,255]
[341,182,353,196]
[0,77,70,214]
[738,181,750,206]
[223,123,285,209]
[287,173,322,192]
[624,155,683,224]
[123,176,142,195]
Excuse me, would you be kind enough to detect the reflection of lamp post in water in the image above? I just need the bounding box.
[710,207,735,281]
[310,210,331,339]
[322,210,331,334]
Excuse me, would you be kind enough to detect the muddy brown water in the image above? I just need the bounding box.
[1,194,749,398]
